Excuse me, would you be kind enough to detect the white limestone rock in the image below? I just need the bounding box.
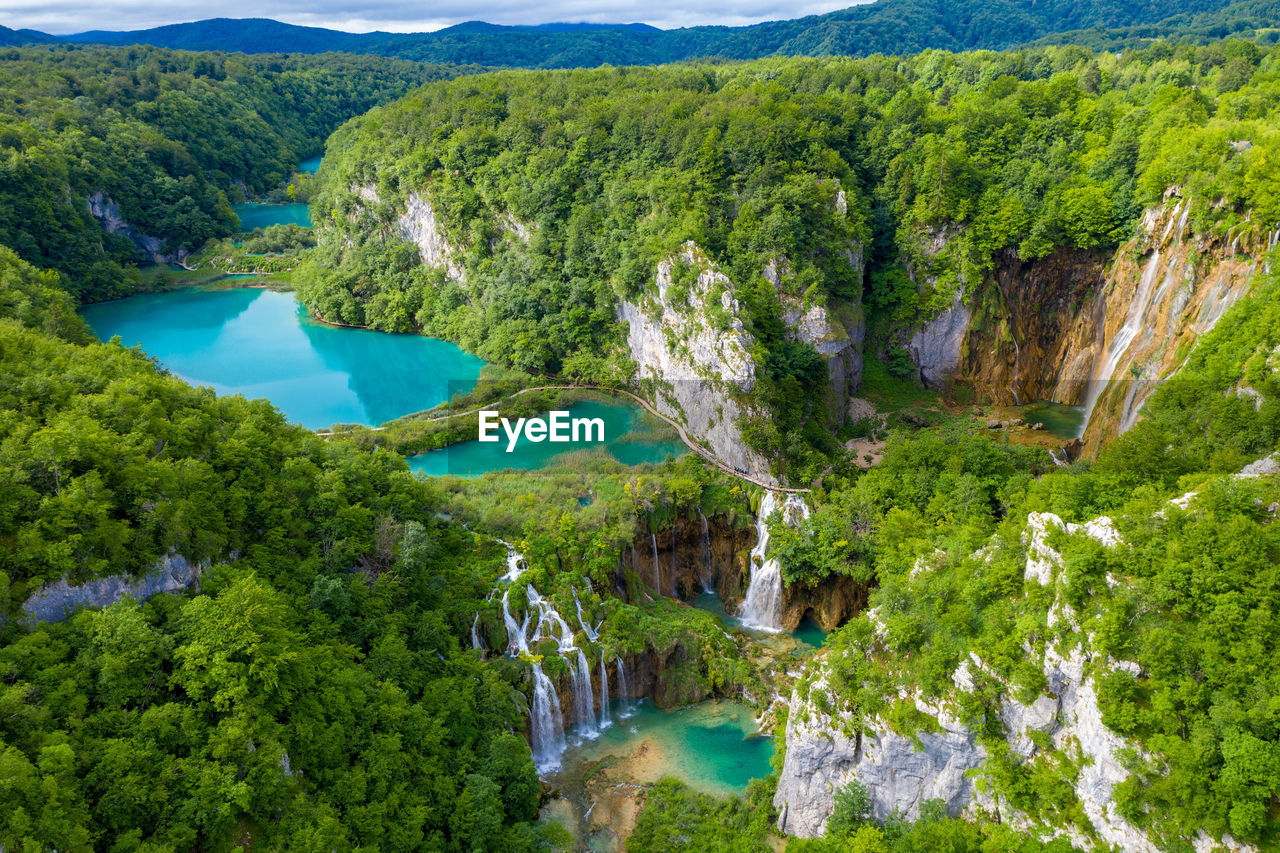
[618,242,773,481]
[398,191,465,282]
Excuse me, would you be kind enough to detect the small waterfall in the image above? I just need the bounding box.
[498,540,526,583]
[671,526,678,597]
[650,533,661,594]
[739,491,810,632]
[697,508,713,591]
[574,591,600,642]
[529,662,566,772]
[471,612,483,650]
[598,648,612,728]
[501,590,530,654]
[616,656,633,717]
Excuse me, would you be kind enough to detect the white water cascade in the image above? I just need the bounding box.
[697,508,713,591]
[530,587,597,738]
[529,663,566,771]
[1078,247,1167,433]
[471,612,483,650]
[739,491,810,632]
[498,539,526,583]
[616,656,633,717]
[598,649,612,728]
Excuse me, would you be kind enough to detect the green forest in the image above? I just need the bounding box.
[0,45,464,301]
[2,11,1280,852]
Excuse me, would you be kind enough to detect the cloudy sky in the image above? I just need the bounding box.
[1,1,859,35]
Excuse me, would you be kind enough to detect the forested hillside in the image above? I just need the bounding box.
[0,46,464,301]
[42,0,1280,68]
[3,22,1280,852]
[300,39,1280,477]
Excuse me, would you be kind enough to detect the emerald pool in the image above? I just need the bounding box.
[298,155,323,173]
[553,699,772,797]
[232,202,312,230]
[408,397,686,476]
[80,287,484,430]
[1015,400,1086,439]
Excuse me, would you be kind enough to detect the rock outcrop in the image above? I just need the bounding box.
[87,192,187,265]
[782,297,865,421]
[22,551,203,623]
[773,505,1253,851]
[398,191,465,282]
[908,292,971,390]
[619,242,774,481]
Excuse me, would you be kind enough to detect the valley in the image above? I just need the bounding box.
[2,9,1280,853]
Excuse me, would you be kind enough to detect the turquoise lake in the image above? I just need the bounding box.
[80,287,485,430]
[408,397,686,476]
[553,699,772,797]
[298,155,323,173]
[232,202,312,231]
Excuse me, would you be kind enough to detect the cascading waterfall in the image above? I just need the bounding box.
[650,532,661,594]
[471,612,483,650]
[498,539,526,583]
[529,662,566,772]
[739,491,810,632]
[501,590,530,654]
[532,587,597,737]
[697,508,713,591]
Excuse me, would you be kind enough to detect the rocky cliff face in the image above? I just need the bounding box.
[398,191,465,282]
[769,255,866,421]
[905,199,1266,452]
[618,243,775,481]
[773,507,1253,851]
[87,192,187,265]
[22,551,203,623]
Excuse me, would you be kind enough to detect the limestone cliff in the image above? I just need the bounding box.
[773,507,1254,852]
[87,192,188,265]
[771,254,866,421]
[618,242,775,481]
[398,191,465,282]
[22,551,203,623]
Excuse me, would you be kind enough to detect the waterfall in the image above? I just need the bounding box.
[529,662,566,772]
[598,648,612,728]
[471,612,483,650]
[498,539,526,583]
[501,590,530,654]
[616,656,633,717]
[574,591,600,642]
[532,585,596,738]
[739,491,810,632]
[697,508,713,591]
[650,533,661,594]
[1079,249,1163,432]
[671,526,678,597]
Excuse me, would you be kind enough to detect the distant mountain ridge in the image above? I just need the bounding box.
[4,0,1277,66]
